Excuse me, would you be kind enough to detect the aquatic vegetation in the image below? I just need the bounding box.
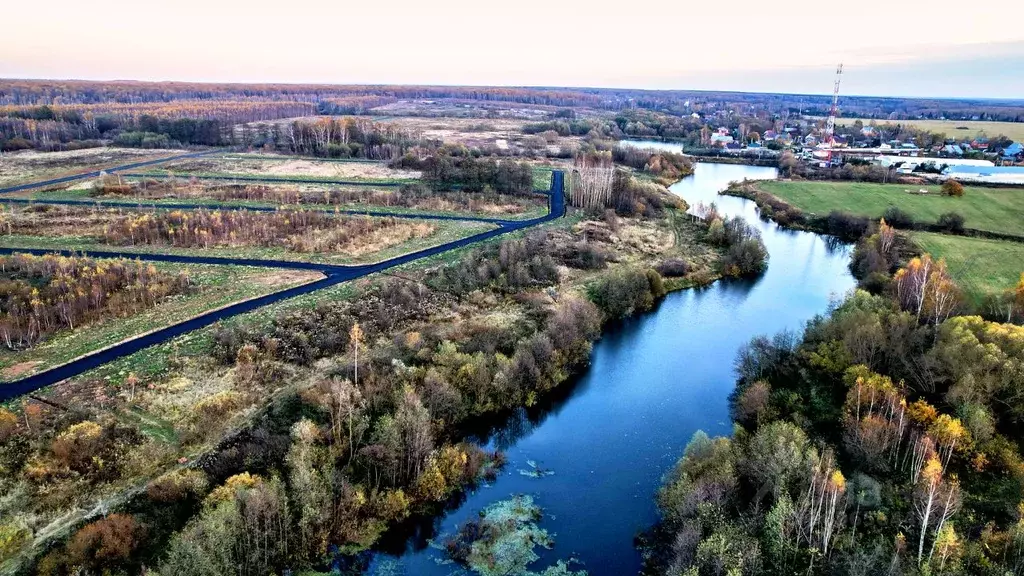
[444,495,587,576]
[517,460,555,479]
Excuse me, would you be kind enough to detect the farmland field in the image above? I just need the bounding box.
[0,205,496,265]
[130,152,421,183]
[0,261,321,381]
[16,177,549,219]
[911,231,1024,305]
[756,180,1024,236]
[0,147,181,187]
[834,117,1024,141]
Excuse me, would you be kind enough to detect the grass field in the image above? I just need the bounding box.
[0,219,494,266]
[911,232,1024,305]
[0,147,179,187]
[834,117,1024,142]
[130,154,420,184]
[13,185,549,221]
[757,181,1024,237]
[0,264,322,381]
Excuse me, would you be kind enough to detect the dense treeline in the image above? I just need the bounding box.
[646,288,1024,576]
[393,151,535,194]
[0,101,312,151]
[245,117,419,160]
[569,151,686,217]
[0,253,188,349]
[612,145,694,183]
[6,80,1024,121]
[0,80,611,110]
[645,210,1024,575]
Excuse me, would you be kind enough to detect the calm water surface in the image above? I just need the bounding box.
[367,145,856,575]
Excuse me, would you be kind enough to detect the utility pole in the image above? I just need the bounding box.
[824,63,844,167]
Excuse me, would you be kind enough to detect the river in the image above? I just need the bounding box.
[365,150,856,575]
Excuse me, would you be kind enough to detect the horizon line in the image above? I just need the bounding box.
[3,76,1024,105]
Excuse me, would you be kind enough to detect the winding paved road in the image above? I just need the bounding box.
[0,170,564,401]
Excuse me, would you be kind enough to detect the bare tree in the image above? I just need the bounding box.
[570,152,614,209]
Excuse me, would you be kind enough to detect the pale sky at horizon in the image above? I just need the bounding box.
[3,0,1024,99]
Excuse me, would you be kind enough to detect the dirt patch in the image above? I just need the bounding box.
[262,159,419,180]
[2,360,42,379]
[251,270,325,287]
[343,221,435,257]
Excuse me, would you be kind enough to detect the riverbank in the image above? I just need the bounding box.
[0,167,729,574]
[722,179,1024,306]
[644,237,1024,575]
[364,161,855,574]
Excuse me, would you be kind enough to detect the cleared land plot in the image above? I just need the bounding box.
[0,261,321,381]
[911,232,1024,305]
[835,118,1024,142]
[129,153,421,183]
[0,205,495,265]
[18,177,548,220]
[758,180,1024,236]
[0,147,181,187]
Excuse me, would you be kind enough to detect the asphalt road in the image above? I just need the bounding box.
[0,170,564,400]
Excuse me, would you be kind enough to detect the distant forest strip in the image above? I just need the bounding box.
[3,79,1023,120]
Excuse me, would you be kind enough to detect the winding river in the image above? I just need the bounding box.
[366,148,856,575]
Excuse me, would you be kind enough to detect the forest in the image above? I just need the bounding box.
[644,218,1024,576]
[1,226,683,574]
[0,142,728,573]
[393,152,536,194]
[0,101,313,151]
[0,253,189,349]
[247,117,419,160]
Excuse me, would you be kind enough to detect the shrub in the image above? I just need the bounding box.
[731,380,772,426]
[0,408,17,442]
[51,421,105,472]
[657,258,690,277]
[66,514,145,570]
[0,523,31,563]
[707,218,726,245]
[937,212,965,234]
[646,269,666,298]
[720,238,769,277]
[206,472,262,505]
[860,272,892,294]
[941,179,965,197]
[147,469,210,503]
[823,211,870,240]
[588,268,659,320]
[194,391,242,423]
[881,206,914,229]
[564,242,608,270]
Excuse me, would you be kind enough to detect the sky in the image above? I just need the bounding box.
[2,0,1024,99]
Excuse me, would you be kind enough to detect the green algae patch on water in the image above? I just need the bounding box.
[444,495,587,576]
